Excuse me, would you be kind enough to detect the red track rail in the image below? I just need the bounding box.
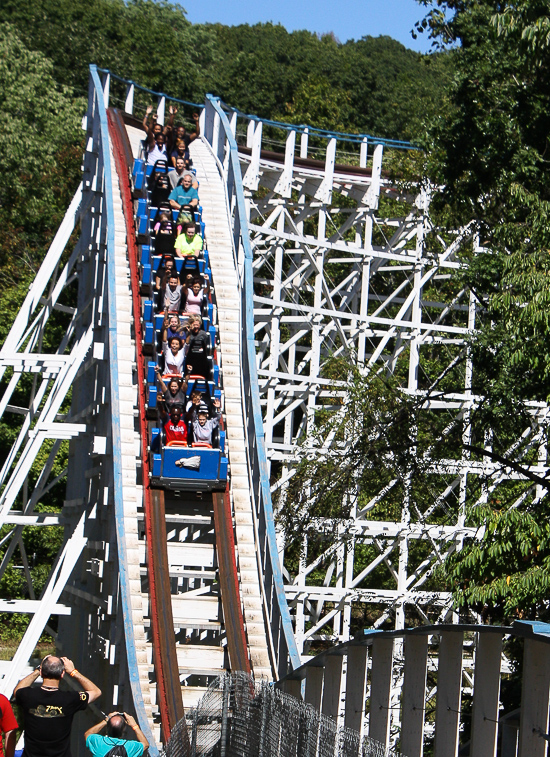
[213,488,251,674]
[107,110,185,742]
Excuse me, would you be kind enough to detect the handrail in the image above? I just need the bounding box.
[96,67,415,151]
[204,95,301,675]
[276,619,550,684]
[213,101,416,148]
[97,67,204,109]
[89,65,158,754]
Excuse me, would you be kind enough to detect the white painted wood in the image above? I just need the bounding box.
[434,631,463,757]
[300,127,308,159]
[125,84,134,115]
[401,634,429,757]
[243,121,262,190]
[470,633,502,757]
[366,144,383,210]
[191,137,272,676]
[321,655,343,721]
[501,722,519,757]
[314,137,336,203]
[274,130,296,198]
[344,646,368,734]
[102,72,110,108]
[157,95,165,126]
[369,637,393,746]
[304,666,324,710]
[246,119,255,148]
[518,638,550,757]
[360,137,368,168]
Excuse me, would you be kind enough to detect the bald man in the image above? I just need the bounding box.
[14,655,101,757]
[85,712,148,757]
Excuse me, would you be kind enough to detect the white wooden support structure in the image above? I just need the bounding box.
[359,137,368,168]
[321,655,343,720]
[125,83,134,114]
[400,634,429,757]
[433,631,464,757]
[102,71,110,107]
[246,118,255,148]
[369,637,394,746]
[314,137,336,203]
[156,95,165,126]
[518,638,550,757]
[236,108,549,675]
[243,120,262,190]
[344,646,368,734]
[470,632,502,757]
[274,130,296,198]
[300,127,309,158]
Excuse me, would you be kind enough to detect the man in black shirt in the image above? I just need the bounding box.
[14,655,101,757]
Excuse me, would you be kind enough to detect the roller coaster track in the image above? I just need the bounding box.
[0,65,297,753]
[2,63,550,757]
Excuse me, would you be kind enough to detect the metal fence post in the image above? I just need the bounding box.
[258,685,269,757]
[191,708,197,757]
[220,674,230,757]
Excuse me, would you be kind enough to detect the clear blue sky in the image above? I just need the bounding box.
[180,0,434,54]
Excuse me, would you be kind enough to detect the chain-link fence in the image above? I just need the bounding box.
[165,673,406,757]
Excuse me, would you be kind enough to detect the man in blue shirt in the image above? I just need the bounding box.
[168,173,199,213]
[85,712,148,757]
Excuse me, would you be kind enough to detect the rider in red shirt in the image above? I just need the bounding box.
[164,406,188,444]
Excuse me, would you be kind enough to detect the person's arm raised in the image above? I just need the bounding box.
[124,714,149,748]
[189,112,200,142]
[84,715,108,739]
[142,105,153,133]
[61,657,101,703]
[13,667,40,694]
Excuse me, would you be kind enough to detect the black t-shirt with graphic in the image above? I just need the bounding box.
[16,687,89,757]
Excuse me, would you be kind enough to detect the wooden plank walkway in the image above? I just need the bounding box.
[190,138,272,679]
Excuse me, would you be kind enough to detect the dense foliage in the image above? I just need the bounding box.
[411,0,550,621]
[0,0,449,141]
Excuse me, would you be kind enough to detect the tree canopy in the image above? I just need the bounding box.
[408,0,550,620]
[0,0,450,141]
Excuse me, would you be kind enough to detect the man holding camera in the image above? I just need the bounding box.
[13,655,101,757]
[85,712,148,757]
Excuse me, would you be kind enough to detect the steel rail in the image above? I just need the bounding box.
[212,490,252,674]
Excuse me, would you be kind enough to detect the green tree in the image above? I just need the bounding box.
[415,0,550,619]
[0,23,84,282]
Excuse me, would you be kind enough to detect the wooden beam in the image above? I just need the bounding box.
[470,632,502,757]
[344,646,368,734]
[321,655,343,720]
[369,637,394,746]
[518,638,550,757]
[434,631,463,757]
[304,666,324,711]
[401,634,429,757]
